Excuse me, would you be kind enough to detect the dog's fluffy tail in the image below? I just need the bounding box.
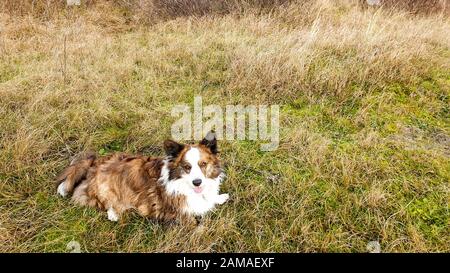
[56,152,96,197]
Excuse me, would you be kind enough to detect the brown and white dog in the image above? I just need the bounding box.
[56,131,229,223]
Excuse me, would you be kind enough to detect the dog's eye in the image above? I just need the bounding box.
[199,161,207,168]
[182,164,191,172]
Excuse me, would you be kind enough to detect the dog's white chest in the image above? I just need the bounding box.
[183,192,217,216]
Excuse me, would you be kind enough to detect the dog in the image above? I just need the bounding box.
[55,131,229,224]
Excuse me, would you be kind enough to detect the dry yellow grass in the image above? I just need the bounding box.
[0,0,449,252]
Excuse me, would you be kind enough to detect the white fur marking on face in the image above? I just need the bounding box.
[184,148,204,182]
[57,181,67,197]
[107,207,119,222]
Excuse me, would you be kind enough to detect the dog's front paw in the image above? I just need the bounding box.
[216,193,229,205]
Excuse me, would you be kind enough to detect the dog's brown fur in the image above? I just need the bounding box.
[56,152,190,222]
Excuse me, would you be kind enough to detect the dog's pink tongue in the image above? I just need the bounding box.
[194,187,203,193]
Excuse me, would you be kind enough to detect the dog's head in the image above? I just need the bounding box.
[163,131,223,195]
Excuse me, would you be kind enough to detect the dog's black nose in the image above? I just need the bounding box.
[192,179,202,187]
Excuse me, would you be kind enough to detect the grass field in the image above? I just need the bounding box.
[0,0,449,252]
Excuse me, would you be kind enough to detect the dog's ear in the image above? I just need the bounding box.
[200,130,218,154]
[164,140,184,158]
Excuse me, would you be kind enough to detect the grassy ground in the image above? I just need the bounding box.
[0,0,449,252]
